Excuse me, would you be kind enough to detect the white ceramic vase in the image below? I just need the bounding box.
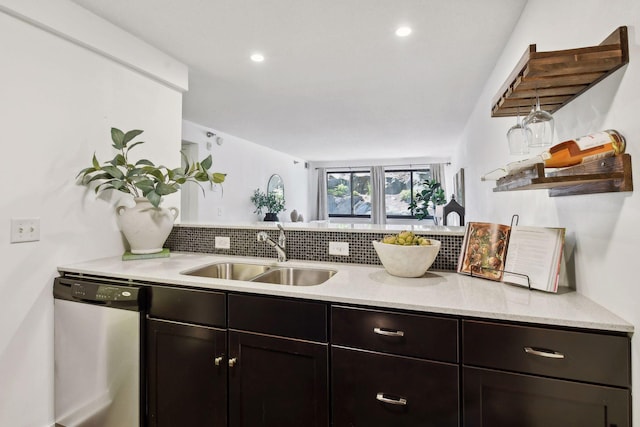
[116,197,179,254]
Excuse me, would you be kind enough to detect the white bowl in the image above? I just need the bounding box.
[372,240,441,278]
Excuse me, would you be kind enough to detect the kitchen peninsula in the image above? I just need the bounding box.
[58,252,632,426]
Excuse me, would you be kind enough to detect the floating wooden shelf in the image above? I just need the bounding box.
[491,26,629,118]
[493,154,633,197]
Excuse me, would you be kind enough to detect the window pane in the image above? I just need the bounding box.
[385,171,411,216]
[352,172,371,215]
[412,170,432,197]
[327,173,352,215]
[413,170,431,188]
[412,170,433,217]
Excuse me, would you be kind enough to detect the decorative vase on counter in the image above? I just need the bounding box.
[116,197,179,254]
[264,213,279,222]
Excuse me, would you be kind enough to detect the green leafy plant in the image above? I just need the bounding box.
[251,188,286,215]
[77,127,226,207]
[408,179,446,220]
[328,183,349,197]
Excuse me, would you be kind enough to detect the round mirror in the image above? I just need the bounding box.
[267,174,284,199]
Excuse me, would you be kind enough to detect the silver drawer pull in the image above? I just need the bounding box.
[214,356,223,366]
[376,392,407,406]
[373,327,405,337]
[228,357,237,367]
[524,346,565,359]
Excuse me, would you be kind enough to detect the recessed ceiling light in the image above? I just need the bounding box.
[395,26,412,37]
[250,53,265,62]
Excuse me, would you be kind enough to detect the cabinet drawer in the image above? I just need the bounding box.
[331,306,458,362]
[228,294,327,342]
[148,286,226,327]
[332,346,459,427]
[463,320,630,387]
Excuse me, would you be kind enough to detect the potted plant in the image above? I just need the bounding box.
[77,127,226,253]
[250,188,286,221]
[408,179,446,221]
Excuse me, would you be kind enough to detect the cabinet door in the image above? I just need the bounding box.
[228,330,329,427]
[332,346,459,427]
[147,318,227,427]
[464,366,630,427]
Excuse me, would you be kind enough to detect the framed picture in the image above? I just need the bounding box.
[454,168,465,206]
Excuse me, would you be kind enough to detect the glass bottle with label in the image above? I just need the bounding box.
[543,130,626,168]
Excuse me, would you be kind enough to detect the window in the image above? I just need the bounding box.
[327,171,371,217]
[384,169,431,218]
[326,168,432,219]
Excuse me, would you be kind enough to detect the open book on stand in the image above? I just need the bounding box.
[457,222,565,293]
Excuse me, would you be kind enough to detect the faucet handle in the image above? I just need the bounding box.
[257,231,269,242]
[277,224,286,247]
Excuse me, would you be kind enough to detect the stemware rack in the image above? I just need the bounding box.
[491,26,628,118]
[492,154,633,197]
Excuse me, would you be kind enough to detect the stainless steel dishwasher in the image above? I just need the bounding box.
[53,276,145,427]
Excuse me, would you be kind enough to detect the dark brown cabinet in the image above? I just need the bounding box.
[228,330,329,427]
[146,285,228,427]
[146,318,227,427]
[332,346,458,427]
[141,281,632,427]
[464,366,630,427]
[462,320,631,427]
[331,306,460,427]
[228,294,329,427]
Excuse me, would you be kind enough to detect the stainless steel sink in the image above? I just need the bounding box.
[182,262,271,281]
[182,262,337,286]
[251,267,337,286]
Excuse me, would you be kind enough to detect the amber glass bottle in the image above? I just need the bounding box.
[543,130,626,168]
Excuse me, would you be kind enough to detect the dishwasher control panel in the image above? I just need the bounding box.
[54,277,144,311]
[71,283,138,302]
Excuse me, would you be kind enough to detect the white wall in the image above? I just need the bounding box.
[0,2,185,426]
[181,120,309,224]
[454,0,640,423]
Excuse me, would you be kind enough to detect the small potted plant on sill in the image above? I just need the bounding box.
[77,127,226,254]
[250,188,286,221]
[408,179,446,222]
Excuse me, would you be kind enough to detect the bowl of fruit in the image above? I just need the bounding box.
[372,231,441,278]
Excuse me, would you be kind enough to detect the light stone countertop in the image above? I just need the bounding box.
[58,252,633,333]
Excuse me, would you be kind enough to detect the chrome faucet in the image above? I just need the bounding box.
[257,224,287,262]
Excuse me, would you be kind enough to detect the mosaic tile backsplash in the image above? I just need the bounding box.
[166,225,464,271]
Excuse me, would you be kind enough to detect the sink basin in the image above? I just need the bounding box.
[182,262,271,281]
[251,267,337,286]
[182,262,337,286]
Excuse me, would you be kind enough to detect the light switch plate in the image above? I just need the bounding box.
[215,236,231,249]
[11,218,40,243]
[329,241,349,256]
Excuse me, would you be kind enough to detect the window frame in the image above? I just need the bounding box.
[326,170,372,218]
[384,168,432,219]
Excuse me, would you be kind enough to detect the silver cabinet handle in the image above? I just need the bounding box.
[228,357,237,367]
[214,356,223,366]
[373,327,404,337]
[376,392,407,406]
[524,346,565,359]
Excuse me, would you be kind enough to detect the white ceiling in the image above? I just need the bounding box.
[71,0,527,161]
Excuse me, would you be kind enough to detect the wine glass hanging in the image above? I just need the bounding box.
[507,107,531,155]
[522,90,554,147]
